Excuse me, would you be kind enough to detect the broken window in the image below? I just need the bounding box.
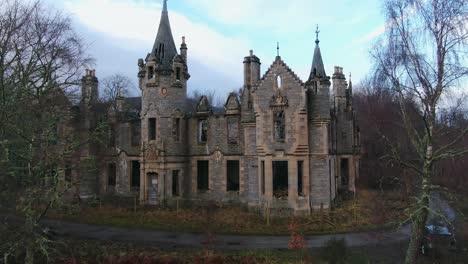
[131,121,140,146]
[148,118,156,141]
[197,160,209,191]
[273,161,288,198]
[274,111,286,142]
[226,160,240,192]
[297,161,303,196]
[131,161,140,190]
[227,117,239,144]
[176,67,181,81]
[173,118,180,142]
[198,119,208,143]
[108,163,116,187]
[172,170,180,196]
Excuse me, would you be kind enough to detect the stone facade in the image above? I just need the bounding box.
[74,0,361,214]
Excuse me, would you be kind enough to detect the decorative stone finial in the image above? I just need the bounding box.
[277,42,280,57]
[315,24,320,45]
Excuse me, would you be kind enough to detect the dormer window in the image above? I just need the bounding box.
[176,67,181,81]
[198,119,208,143]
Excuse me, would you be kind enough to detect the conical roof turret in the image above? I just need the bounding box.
[149,0,178,69]
[308,26,327,81]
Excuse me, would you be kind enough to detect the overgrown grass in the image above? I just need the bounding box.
[47,189,409,236]
[52,239,374,264]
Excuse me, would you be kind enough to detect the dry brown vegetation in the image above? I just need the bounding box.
[48,188,409,235]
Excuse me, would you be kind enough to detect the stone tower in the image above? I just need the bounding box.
[305,33,333,209]
[137,0,190,203]
[333,67,359,194]
[79,69,99,198]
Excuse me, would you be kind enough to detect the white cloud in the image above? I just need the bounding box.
[63,0,252,94]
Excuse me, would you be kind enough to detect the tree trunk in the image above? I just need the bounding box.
[405,192,429,263]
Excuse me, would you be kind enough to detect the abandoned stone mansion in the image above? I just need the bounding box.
[75,0,361,213]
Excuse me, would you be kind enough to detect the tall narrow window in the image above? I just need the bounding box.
[173,118,180,142]
[276,75,282,89]
[65,163,72,182]
[197,160,209,191]
[108,163,116,187]
[131,161,140,189]
[148,66,154,79]
[131,121,141,146]
[148,118,156,141]
[297,161,303,196]
[227,117,239,144]
[108,125,115,147]
[261,161,265,195]
[227,160,240,191]
[172,170,180,196]
[176,67,181,81]
[274,111,286,142]
[198,119,208,143]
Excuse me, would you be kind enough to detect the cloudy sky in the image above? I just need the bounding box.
[45,0,387,99]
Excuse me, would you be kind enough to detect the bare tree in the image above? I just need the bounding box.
[372,0,467,263]
[101,73,133,111]
[0,0,94,263]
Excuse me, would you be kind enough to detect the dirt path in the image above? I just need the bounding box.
[2,213,410,250]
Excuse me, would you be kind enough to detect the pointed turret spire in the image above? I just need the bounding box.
[308,25,327,80]
[149,0,178,69]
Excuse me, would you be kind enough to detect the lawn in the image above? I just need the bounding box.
[47,188,409,236]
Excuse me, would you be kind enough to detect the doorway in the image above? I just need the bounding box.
[147,172,159,205]
[273,161,288,198]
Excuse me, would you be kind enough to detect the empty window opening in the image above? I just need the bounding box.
[227,117,239,144]
[297,161,304,196]
[131,121,141,146]
[148,118,156,141]
[274,111,286,142]
[65,163,72,182]
[176,67,181,81]
[172,170,180,196]
[197,160,209,191]
[131,161,140,190]
[261,161,265,195]
[173,118,180,142]
[108,125,115,148]
[199,119,208,143]
[276,75,282,89]
[148,66,154,79]
[108,163,116,187]
[341,158,349,187]
[273,161,288,198]
[227,160,240,192]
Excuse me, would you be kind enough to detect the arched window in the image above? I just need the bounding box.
[276,75,282,89]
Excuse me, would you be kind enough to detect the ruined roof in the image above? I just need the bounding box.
[308,41,327,80]
[124,97,142,111]
[149,0,178,69]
